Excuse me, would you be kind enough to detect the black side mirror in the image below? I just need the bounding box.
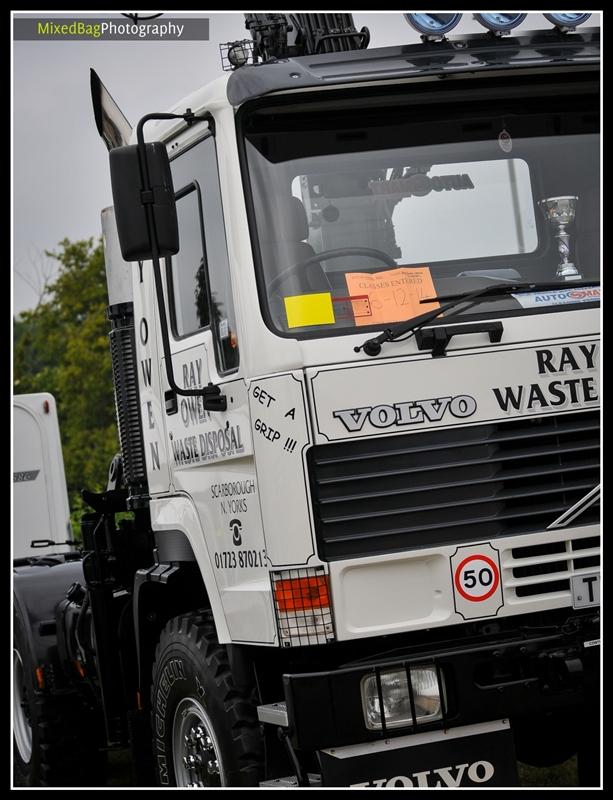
[106,110,227,412]
[109,142,179,262]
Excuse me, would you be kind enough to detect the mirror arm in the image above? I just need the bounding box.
[136,113,227,411]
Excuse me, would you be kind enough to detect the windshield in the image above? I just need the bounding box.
[241,76,599,337]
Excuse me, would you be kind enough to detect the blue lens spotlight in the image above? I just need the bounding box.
[474,13,527,35]
[404,14,462,40]
[544,13,591,31]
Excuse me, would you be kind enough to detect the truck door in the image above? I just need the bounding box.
[149,125,270,643]
[160,128,247,474]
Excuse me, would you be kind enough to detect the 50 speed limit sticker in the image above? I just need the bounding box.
[450,544,503,620]
[455,555,499,601]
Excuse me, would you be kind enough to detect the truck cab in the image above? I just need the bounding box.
[115,20,600,784]
[127,19,599,643]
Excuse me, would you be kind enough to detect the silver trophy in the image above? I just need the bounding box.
[538,196,582,281]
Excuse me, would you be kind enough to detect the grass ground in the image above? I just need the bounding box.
[14,750,581,787]
[103,751,579,788]
[519,757,578,788]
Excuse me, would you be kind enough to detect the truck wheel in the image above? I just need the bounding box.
[13,645,33,780]
[151,611,263,787]
[13,605,107,787]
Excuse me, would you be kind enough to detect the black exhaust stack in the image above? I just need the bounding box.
[91,72,147,509]
[101,207,148,509]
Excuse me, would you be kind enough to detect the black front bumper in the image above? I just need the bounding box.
[283,612,599,751]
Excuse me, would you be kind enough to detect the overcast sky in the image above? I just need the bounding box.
[12,11,600,315]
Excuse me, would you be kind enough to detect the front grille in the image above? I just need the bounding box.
[307,411,599,561]
[505,535,600,598]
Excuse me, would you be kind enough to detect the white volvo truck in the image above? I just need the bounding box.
[13,13,600,788]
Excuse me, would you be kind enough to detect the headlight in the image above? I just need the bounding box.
[361,665,443,731]
[411,666,443,720]
[227,42,250,69]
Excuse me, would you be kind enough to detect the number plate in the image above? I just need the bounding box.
[571,572,600,608]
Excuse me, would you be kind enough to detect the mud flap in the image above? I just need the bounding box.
[318,719,518,788]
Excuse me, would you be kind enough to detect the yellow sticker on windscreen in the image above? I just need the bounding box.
[345,266,439,326]
[284,292,335,328]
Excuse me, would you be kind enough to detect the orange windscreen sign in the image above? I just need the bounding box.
[344,266,439,327]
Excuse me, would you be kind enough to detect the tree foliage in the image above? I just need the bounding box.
[14,239,118,522]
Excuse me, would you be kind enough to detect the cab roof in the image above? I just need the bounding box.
[226,27,599,107]
[138,27,599,144]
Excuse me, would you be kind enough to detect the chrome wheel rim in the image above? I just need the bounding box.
[13,649,33,763]
[172,697,225,787]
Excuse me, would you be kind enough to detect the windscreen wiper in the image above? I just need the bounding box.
[354,280,600,357]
